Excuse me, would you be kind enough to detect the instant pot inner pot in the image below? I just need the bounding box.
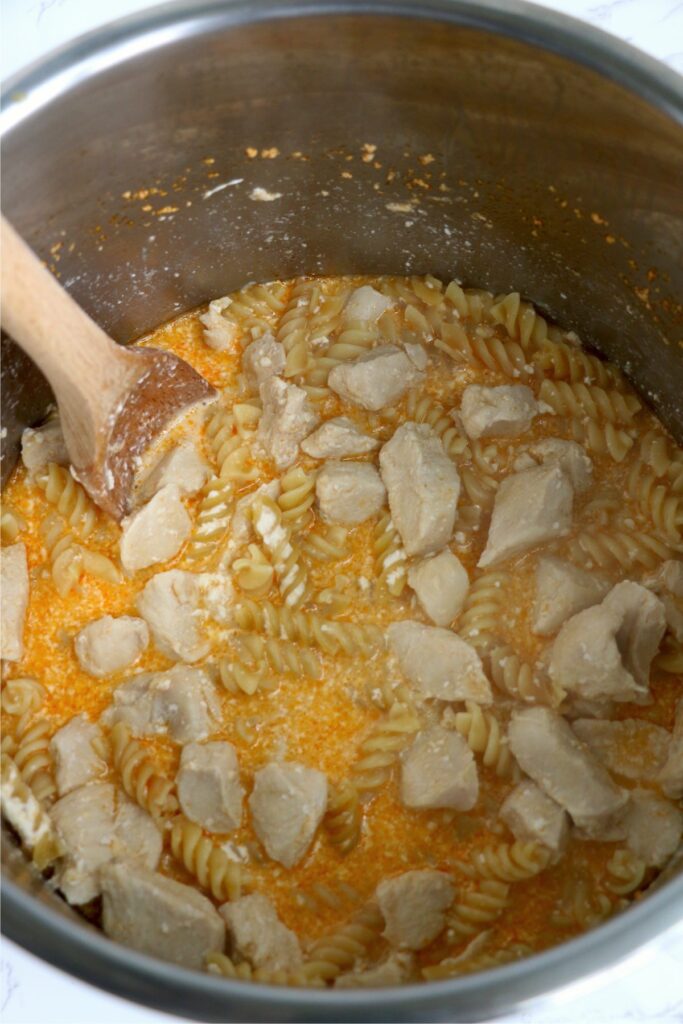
[1,5,682,1023]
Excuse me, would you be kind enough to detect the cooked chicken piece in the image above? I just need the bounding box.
[525,438,593,493]
[387,621,491,703]
[328,346,424,412]
[335,953,415,988]
[195,571,235,626]
[50,783,161,904]
[572,718,671,783]
[301,417,379,459]
[479,465,573,568]
[102,665,219,743]
[120,485,191,573]
[242,333,286,389]
[200,296,240,351]
[401,726,478,811]
[49,714,107,797]
[376,871,454,951]
[219,893,302,972]
[343,284,394,323]
[137,441,210,503]
[460,384,538,440]
[508,707,629,838]
[549,581,666,703]
[407,549,469,626]
[74,615,149,677]
[500,780,569,857]
[622,789,683,868]
[659,698,683,799]
[643,559,683,641]
[315,461,386,525]
[137,569,210,662]
[1,542,29,661]
[249,762,327,868]
[380,423,460,557]
[21,419,68,475]
[532,556,609,636]
[258,377,319,470]
[101,861,225,969]
[177,741,244,832]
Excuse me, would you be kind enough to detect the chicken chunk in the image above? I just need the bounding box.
[376,871,454,951]
[407,549,469,626]
[380,423,460,557]
[508,707,628,837]
[328,346,424,412]
[500,781,569,857]
[532,557,609,636]
[101,861,225,969]
[343,285,394,323]
[137,442,209,503]
[49,714,107,797]
[659,698,683,799]
[120,485,191,573]
[102,665,219,743]
[258,377,319,470]
[249,762,327,868]
[387,621,491,703]
[479,465,573,568]
[549,581,666,703]
[242,333,286,388]
[301,417,379,459]
[622,789,683,868]
[50,783,161,904]
[21,418,68,475]
[315,461,386,525]
[643,559,683,641]
[219,893,302,972]
[572,718,671,783]
[460,385,538,440]
[335,953,414,988]
[1,542,29,661]
[401,726,478,811]
[137,569,209,662]
[177,741,244,832]
[74,615,149,678]
[527,439,593,494]
[200,296,240,351]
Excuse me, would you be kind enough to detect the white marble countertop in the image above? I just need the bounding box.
[2,1,682,1022]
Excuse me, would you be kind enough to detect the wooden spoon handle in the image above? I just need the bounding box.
[0,215,141,467]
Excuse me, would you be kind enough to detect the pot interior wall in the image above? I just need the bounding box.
[1,8,682,485]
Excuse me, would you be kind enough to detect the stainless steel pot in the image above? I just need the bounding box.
[2,1,682,1020]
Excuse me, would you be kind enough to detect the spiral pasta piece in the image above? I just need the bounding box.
[638,430,683,493]
[323,780,362,854]
[169,814,245,901]
[237,632,323,680]
[206,951,322,987]
[373,513,407,596]
[37,462,97,538]
[234,599,384,657]
[252,497,311,609]
[473,841,551,883]
[444,282,495,324]
[451,702,516,777]
[569,418,635,463]
[435,322,530,379]
[490,291,563,351]
[226,280,288,336]
[233,544,274,596]
[447,880,510,938]
[533,338,626,389]
[306,321,379,389]
[1,677,45,718]
[110,721,177,820]
[295,879,362,914]
[460,465,499,510]
[302,525,349,564]
[422,941,533,979]
[301,902,384,982]
[277,466,317,530]
[351,703,421,796]
[539,380,641,425]
[458,571,510,652]
[573,528,672,572]
[488,644,565,707]
[405,391,468,459]
[12,718,56,806]
[216,657,277,697]
[184,475,235,567]
[0,753,64,869]
[627,463,682,544]
[276,278,318,377]
[0,504,27,545]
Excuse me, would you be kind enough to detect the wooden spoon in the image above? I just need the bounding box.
[1,215,217,520]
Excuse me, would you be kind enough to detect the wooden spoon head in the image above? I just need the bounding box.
[75,347,217,520]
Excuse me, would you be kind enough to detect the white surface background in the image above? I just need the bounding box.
[2,0,683,1022]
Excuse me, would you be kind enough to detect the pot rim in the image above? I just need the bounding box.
[2,1,682,1019]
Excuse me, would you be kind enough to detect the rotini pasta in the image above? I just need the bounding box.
[302,524,349,564]
[234,599,384,657]
[627,462,682,544]
[405,391,468,460]
[451,702,516,778]
[569,417,635,462]
[235,632,323,680]
[488,644,565,707]
[207,951,322,987]
[276,278,318,377]
[0,753,63,869]
[169,814,245,901]
[604,850,647,896]
[232,544,274,596]
[277,466,317,530]
[184,475,235,567]
[252,496,311,609]
[373,513,407,596]
[458,571,510,652]
[0,503,26,545]
[539,380,641,425]
[472,841,551,883]
[573,528,672,572]
[351,703,421,797]
[110,721,178,821]
[446,881,510,939]
[533,338,626,389]
[36,462,98,538]
[301,902,384,982]
[324,780,362,854]
[12,717,56,806]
